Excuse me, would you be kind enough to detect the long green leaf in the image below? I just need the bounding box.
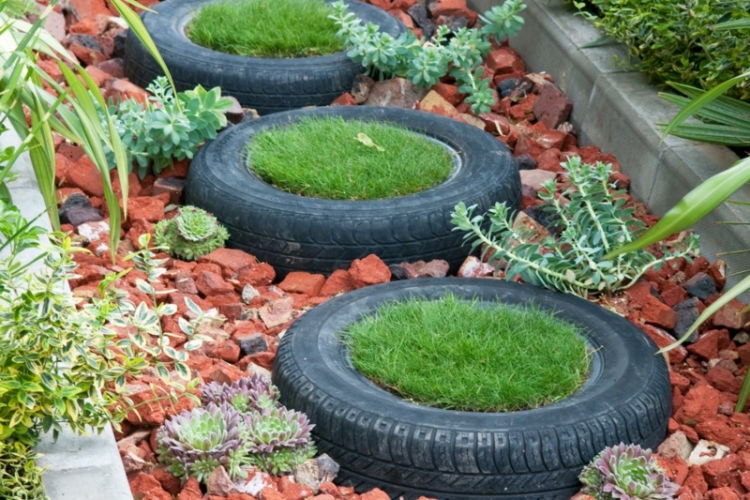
[715,19,750,30]
[58,62,122,257]
[665,123,750,146]
[605,156,750,258]
[108,0,179,101]
[661,72,750,141]
[27,76,59,229]
[660,92,750,130]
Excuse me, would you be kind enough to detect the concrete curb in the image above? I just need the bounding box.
[469,0,750,286]
[0,130,132,500]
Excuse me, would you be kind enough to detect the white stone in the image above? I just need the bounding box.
[687,439,730,466]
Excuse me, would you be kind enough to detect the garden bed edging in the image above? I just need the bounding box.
[0,130,132,500]
[469,0,750,289]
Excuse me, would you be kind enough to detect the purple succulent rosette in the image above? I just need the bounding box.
[240,406,316,474]
[202,374,281,413]
[156,403,245,483]
[579,443,679,500]
[242,406,313,453]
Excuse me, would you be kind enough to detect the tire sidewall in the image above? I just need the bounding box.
[272,279,671,496]
[184,106,520,274]
[123,0,405,112]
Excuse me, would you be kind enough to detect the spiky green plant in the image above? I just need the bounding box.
[579,443,679,500]
[241,406,316,475]
[202,375,281,413]
[156,403,245,483]
[153,206,229,261]
[452,157,699,298]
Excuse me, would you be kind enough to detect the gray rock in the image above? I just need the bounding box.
[435,15,468,32]
[242,285,260,304]
[497,77,533,102]
[112,30,128,59]
[294,454,340,494]
[364,78,427,109]
[237,333,268,357]
[657,431,693,461]
[683,272,717,301]
[63,207,104,227]
[515,154,537,170]
[673,297,703,343]
[60,193,103,227]
[407,4,435,38]
[69,34,103,53]
[43,10,66,42]
[152,177,185,206]
[351,74,375,104]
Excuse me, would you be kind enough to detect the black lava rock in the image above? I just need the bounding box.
[238,333,268,357]
[683,272,717,301]
[59,193,103,227]
[497,78,534,102]
[69,34,102,52]
[525,204,562,235]
[112,30,128,59]
[407,4,435,38]
[673,297,703,343]
[515,154,537,170]
[436,15,469,33]
[389,264,409,281]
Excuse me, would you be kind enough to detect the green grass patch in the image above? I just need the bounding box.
[341,294,591,412]
[187,0,344,58]
[247,117,454,200]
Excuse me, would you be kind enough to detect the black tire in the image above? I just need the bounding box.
[272,278,672,500]
[184,106,520,276]
[123,0,404,115]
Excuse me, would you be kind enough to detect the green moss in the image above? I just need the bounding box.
[247,117,454,200]
[342,294,591,412]
[187,0,344,58]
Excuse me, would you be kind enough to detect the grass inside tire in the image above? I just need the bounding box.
[124,0,404,114]
[271,279,672,500]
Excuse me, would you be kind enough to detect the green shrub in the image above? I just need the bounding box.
[452,157,699,298]
[0,202,216,447]
[154,206,229,261]
[567,0,750,99]
[330,0,527,114]
[0,442,47,500]
[187,0,344,58]
[103,77,233,178]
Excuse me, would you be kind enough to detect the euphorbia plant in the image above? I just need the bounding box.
[452,157,698,297]
[329,0,526,114]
